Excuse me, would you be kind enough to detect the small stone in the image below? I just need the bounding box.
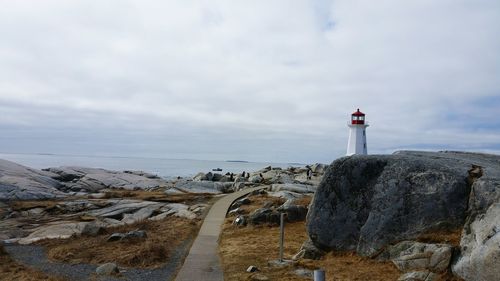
[398,271,438,281]
[107,233,125,242]
[294,268,313,278]
[125,230,147,239]
[246,265,259,272]
[293,239,325,260]
[81,221,106,236]
[233,215,247,226]
[228,208,242,217]
[96,263,119,275]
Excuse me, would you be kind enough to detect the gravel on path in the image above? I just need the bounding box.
[4,234,194,281]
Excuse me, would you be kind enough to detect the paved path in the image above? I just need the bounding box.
[175,186,266,281]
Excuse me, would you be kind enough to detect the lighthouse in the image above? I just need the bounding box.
[346,109,368,156]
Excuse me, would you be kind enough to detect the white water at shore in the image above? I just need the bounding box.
[0,153,299,179]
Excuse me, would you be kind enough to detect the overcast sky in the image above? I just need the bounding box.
[0,0,499,164]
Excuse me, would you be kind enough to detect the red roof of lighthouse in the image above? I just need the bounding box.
[352,108,365,116]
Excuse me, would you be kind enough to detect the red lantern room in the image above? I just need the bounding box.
[351,108,365,125]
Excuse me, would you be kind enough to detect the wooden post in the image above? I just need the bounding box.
[279,212,285,262]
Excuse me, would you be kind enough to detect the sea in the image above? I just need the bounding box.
[0,153,301,180]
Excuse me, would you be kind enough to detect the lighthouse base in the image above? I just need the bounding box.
[347,124,368,156]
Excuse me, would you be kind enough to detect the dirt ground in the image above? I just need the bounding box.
[219,194,462,281]
[0,244,66,281]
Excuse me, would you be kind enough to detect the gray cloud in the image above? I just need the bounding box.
[0,0,499,163]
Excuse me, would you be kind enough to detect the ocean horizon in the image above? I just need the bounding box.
[0,152,304,179]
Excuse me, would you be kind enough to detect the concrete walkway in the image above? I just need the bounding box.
[174,186,266,281]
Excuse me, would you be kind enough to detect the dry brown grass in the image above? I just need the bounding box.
[416,229,463,247]
[9,200,60,211]
[0,244,67,281]
[220,194,399,281]
[219,217,400,281]
[39,217,200,268]
[102,189,213,204]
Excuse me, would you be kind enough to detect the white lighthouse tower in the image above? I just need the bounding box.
[346,109,368,156]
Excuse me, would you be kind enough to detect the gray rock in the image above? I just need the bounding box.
[271,184,315,194]
[267,190,304,200]
[398,271,438,281]
[148,212,169,221]
[189,203,208,214]
[248,208,281,225]
[86,200,160,219]
[121,204,163,224]
[258,166,272,173]
[452,203,500,281]
[228,208,243,216]
[293,239,326,260]
[175,180,222,194]
[387,242,452,273]
[173,209,197,220]
[95,263,119,275]
[306,151,500,257]
[249,174,263,184]
[47,166,169,192]
[123,170,158,179]
[233,215,247,226]
[0,159,67,200]
[18,222,89,244]
[278,202,308,222]
[294,268,313,279]
[311,163,326,174]
[125,230,147,239]
[192,172,207,181]
[230,197,251,210]
[247,265,259,272]
[233,182,246,191]
[81,220,107,236]
[107,233,126,242]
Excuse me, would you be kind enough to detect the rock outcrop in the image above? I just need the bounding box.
[45,166,169,192]
[306,151,500,281]
[0,159,66,200]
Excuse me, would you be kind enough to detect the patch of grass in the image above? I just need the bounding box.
[102,189,213,204]
[416,229,462,247]
[9,200,59,211]
[39,217,200,268]
[220,194,401,281]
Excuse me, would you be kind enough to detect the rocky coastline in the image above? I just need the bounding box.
[2,150,499,281]
[0,158,324,280]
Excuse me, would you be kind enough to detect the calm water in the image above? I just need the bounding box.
[0,153,298,179]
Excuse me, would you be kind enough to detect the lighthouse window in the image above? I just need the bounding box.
[359,116,365,121]
[363,130,365,136]
[352,116,358,121]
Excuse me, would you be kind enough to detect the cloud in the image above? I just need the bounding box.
[0,0,499,163]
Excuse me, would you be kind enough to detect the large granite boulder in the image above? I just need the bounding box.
[452,202,500,280]
[0,159,67,200]
[306,151,500,259]
[45,166,169,192]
